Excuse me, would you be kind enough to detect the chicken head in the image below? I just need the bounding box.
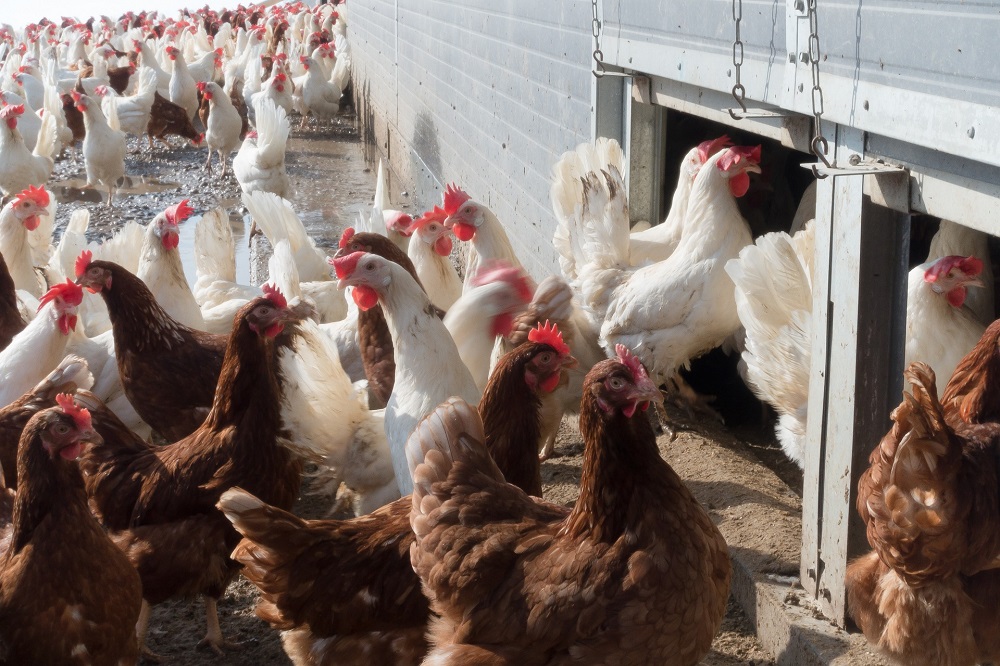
[716,145,762,198]
[0,103,23,130]
[152,199,193,250]
[37,280,84,336]
[332,251,388,311]
[245,284,296,338]
[590,345,664,418]
[409,208,453,257]
[469,260,534,336]
[385,211,414,239]
[440,183,479,241]
[74,251,113,294]
[11,185,50,231]
[38,394,101,461]
[924,255,985,308]
[524,321,577,393]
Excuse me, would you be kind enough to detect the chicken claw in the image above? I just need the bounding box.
[198,597,241,655]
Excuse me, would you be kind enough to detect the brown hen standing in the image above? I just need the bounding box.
[76,289,304,658]
[218,322,578,666]
[407,345,731,666]
[847,358,1000,666]
[146,91,203,149]
[0,398,142,665]
[75,252,227,441]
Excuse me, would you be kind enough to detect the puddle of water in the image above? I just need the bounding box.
[177,212,253,287]
[50,176,181,203]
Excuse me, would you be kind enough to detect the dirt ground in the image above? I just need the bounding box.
[44,108,847,665]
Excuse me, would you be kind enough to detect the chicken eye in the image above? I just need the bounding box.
[428,224,438,232]
[538,352,553,365]
[54,424,70,435]
[609,377,626,390]
[366,262,375,271]
[463,207,473,215]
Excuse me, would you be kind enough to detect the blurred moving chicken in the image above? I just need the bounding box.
[0,397,142,665]
[406,346,730,665]
[137,199,206,330]
[77,290,305,657]
[846,361,1000,666]
[0,103,55,197]
[234,96,291,198]
[73,90,127,206]
[218,323,575,666]
[198,80,243,175]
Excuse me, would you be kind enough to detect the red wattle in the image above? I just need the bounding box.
[622,401,638,418]
[434,235,453,256]
[539,371,561,393]
[60,441,83,460]
[162,231,180,250]
[352,285,379,310]
[947,286,967,308]
[454,222,476,241]
[729,172,750,198]
[23,215,39,231]
[264,322,285,338]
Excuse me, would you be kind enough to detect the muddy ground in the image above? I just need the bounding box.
[44,110,868,665]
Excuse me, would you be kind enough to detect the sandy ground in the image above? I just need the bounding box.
[41,108,867,665]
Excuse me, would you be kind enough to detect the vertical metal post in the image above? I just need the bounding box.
[626,98,667,226]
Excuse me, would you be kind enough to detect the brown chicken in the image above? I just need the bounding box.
[147,91,203,148]
[0,355,92,489]
[407,345,731,665]
[61,92,86,146]
[941,317,1000,423]
[0,250,25,352]
[334,227,430,409]
[218,323,577,666]
[75,252,227,441]
[76,290,305,657]
[847,361,1000,666]
[0,398,142,664]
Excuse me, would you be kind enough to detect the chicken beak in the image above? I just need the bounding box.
[966,277,986,289]
[627,378,664,408]
[562,354,579,369]
[79,427,103,446]
[744,162,762,175]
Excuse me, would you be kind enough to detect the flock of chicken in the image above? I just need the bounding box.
[0,2,996,666]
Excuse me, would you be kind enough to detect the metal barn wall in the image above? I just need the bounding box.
[349,0,596,278]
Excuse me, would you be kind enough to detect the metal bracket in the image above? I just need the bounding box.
[802,156,908,177]
[727,108,798,119]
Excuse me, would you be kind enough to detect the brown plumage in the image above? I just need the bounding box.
[0,405,142,664]
[61,92,86,145]
[77,295,304,652]
[77,63,134,95]
[147,91,203,145]
[218,334,572,666]
[0,356,92,489]
[231,79,250,140]
[407,350,731,665]
[336,231,427,409]
[941,318,1000,424]
[0,251,25,352]
[846,362,1000,666]
[76,258,227,441]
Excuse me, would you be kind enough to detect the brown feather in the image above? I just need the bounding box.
[0,251,25,353]
[147,91,202,143]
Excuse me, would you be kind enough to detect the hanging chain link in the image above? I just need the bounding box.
[591,0,606,78]
[729,0,746,118]
[806,0,832,177]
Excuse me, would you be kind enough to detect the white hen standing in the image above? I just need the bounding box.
[0,103,54,197]
[0,186,50,298]
[73,91,126,206]
[233,96,290,197]
[137,200,206,330]
[166,45,199,124]
[293,55,341,128]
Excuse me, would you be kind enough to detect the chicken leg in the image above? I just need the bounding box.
[666,374,724,424]
[204,148,213,173]
[198,596,240,655]
[136,599,164,663]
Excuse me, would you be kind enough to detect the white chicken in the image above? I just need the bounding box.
[250,67,293,118]
[192,207,258,334]
[556,140,760,390]
[186,48,223,85]
[371,159,412,255]
[292,55,341,128]
[0,186,50,298]
[93,67,157,139]
[0,88,41,151]
[0,280,83,408]
[333,250,480,496]
[165,45,199,123]
[0,103,55,197]
[137,200,206,330]
[927,219,995,325]
[135,40,170,95]
[197,81,242,176]
[73,90,127,206]
[233,96,290,198]
[405,207,462,311]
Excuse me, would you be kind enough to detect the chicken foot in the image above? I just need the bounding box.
[665,374,725,425]
[198,596,241,655]
[136,599,165,663]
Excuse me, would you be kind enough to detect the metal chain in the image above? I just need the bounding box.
[591,0,606,78]
[729,0,746,119]
[807,0,832,177]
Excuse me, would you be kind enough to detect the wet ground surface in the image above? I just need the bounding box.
[45,110,799,665]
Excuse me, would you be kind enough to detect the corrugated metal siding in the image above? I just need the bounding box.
[350,0,594,278]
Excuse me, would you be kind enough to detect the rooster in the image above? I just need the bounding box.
[136,199,206,330]
[77,289,305,657]
[73,90,127,206]
[0,103,55,197]
[0,281,83,410]
[0,185,50,298]
[406,206,462,311]
[557,141,760,395]
[197,80,242,175]
[0,397,142,665]
[333,250,479,496]
[234,95,291,198]
[75,251,227,441]
[217,322,577,666]
[406,346,731,665]
[846,362,1000,666]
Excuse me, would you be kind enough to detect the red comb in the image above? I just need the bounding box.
[70,90,82,102]
[338,227,355,249]
[528,320,570,356]
[0,104,24,118]
[38,279,84,311]
[275,72,287,82]
[925,255,984,282]
[697,135,733,163]
[13,185,50,208]
[442,183,471,215]
[196,81,207,92]
[411,206,447,231]
[261,283,287,309]
[74,249,93,278]
[332,251,365,279]
[55,393,92,431]
[615,344,649,382]
[718,145,762,171]
[469,260,533,303]
[164,199,193,223]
